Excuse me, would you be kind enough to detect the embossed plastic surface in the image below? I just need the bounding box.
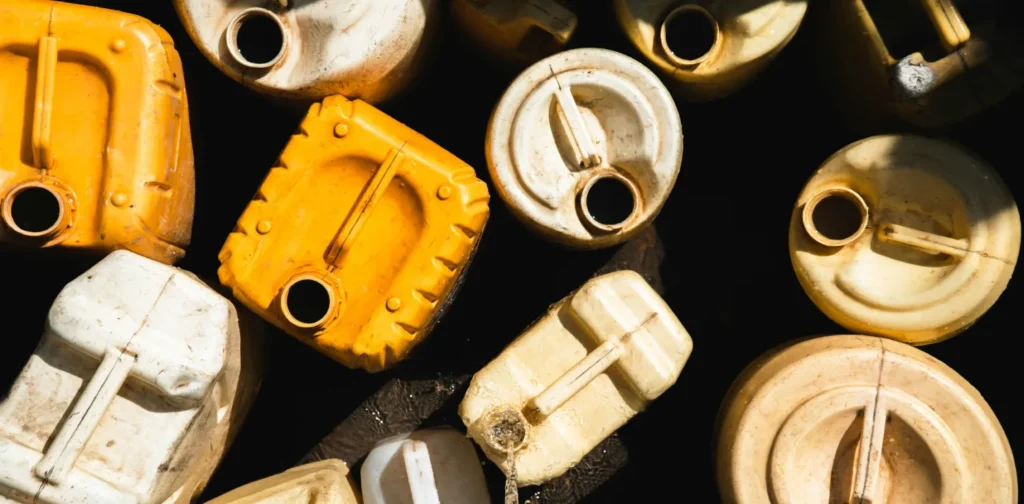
[206,460,359,504]
[0,251,253,503]
[0,0,194,264]
[790,135,1020,344]
[219,95,489,372]
[614,0,807,100]
[460,270,692,485]
[716,335,1017,504]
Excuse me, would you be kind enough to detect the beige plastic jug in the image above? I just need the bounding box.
[486,48,682,249]
[460,270,692,486]
[716,335,1017,504]
[0,250,258,503]
[790,135,1020,345]
[205,460,359,504]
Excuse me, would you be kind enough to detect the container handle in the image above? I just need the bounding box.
[402,440,441,504]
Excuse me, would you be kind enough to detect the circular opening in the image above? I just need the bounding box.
[481,407,528,454]
[228,9,286,68]
[581,174,637,230]
[660,5,720,66]
[282,277,333,328]
[802,188,869,247]
[4,185,63,237]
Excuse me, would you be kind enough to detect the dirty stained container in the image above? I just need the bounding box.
[0,250,259,504]
[205,460,359,504]
[790,135,1020,345]
[821,0,1024,128]
[219,95,490,372]
[614,0,808,101]
[173,0,438,103]
[459,270,693,486]
[450,0,577,66]
[361,428,489,504]
[716,335,1017,504]
[0,0,195,264]
[487,48,682,249]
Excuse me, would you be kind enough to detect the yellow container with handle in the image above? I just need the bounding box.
[219,95,489,372]
[0,0,195,264]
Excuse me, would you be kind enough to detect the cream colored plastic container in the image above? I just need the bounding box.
[173,0,436,103]
[0,250,256,504]
[360,428,489,504]
[716,335,1017,504]
[206,460,359,504]
[790,135,1020,345]
[486,48,683,249]
[614,0,807,101]
[460,270,692,486]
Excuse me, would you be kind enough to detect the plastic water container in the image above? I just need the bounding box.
[450,0,577,65]
[173,0,438,103]
[614,0,807,101]
[206,460,359,504]
[219,95,489,372]
[360,428,489,504]
[0,250,257,503]
[716,335,1017,504]
[460,270,693,486]
[790,135,1020,344]
[487,48,682,249]
[0,0,195,264]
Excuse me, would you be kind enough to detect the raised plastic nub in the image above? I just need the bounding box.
[402,440,441,504]
[226,8,287,69]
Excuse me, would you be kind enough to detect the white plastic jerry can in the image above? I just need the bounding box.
[0,250,255,504]
[716,335,1017,504]
[205,459,359,504]
[360,428,489,504]
[487,48,683,249]
[460,270,693,486]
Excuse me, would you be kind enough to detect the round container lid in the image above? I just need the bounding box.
[717,335,1017,504]
[486,48,682,249]
[789,135,1020,345]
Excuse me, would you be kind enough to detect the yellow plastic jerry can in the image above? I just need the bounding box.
[716,336,1016,504]
[219,95,489,372]
[450,0,577,66]
[459,270,692,486]
[0,0,194,264]
[790,135,1020,345]
[206,460,360,504]
[822,0,1023,128]
[614,0,808,101]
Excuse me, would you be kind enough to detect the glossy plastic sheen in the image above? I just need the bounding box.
[614,0,807,101]
[460,270,692,486]
[0,251,253,504]
[790,135,1020,345]
[361,429,489,504]
[450,0,577,65]
[173,0,436,103]
[219,95,489,372]
[206,460,359,504]
[0,0,194,264]
[487,48,682,249]
[716,335,1017,504]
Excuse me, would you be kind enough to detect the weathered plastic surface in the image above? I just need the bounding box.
[822,0,1024,128]
[0,250,256,504]
[450,0,577,65]
[716,335,1017,504]
[205,460,359,504]
[0,0,195,264]
[173,0,437,103]
[219,95,489,372]
[790,135,1020,345]
[487,48,682,249]
[460,270,692,486]
[614,0,807,101]
[361,428,489,504]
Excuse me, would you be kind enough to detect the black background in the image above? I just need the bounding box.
[3,1,1021,502]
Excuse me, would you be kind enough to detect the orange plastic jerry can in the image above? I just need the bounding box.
[0,0,195,264]
[219,95,489,372]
